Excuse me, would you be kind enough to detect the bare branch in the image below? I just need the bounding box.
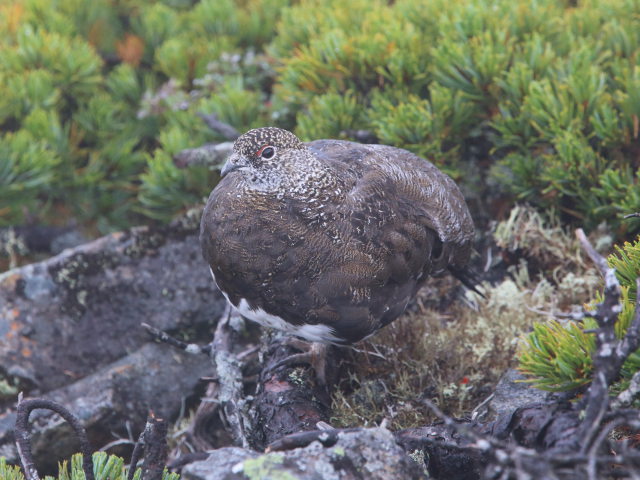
[612,371,640,409]
[173,142,232,169]
[197,112,240,141]
[575,228,610,279]
[211,308,252,448]
[616,278,640,360]
[141,322,211,355]
[15,396,94,480]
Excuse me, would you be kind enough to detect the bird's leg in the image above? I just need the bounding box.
[268,339,329,386]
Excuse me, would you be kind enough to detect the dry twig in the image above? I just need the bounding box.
[128,412,169,480]
[142,322,211,355]
[14,396,95,480]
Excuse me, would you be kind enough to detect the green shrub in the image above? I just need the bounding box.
[272,0,640,235]
[0,0,287,234]
[2,0,640,255]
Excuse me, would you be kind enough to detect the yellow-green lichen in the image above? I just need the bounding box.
[332,446,345,457]
[0,378,18,399]
[287,367,307,387]
[240,454,296,480]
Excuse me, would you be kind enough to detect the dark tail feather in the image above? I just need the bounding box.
[449,266,485,298]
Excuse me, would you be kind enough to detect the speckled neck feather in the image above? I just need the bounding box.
[232,127,344,205]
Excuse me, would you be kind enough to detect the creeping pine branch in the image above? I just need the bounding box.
[173,112,237,169]
[173,142,233,170]
[14,395,94,480]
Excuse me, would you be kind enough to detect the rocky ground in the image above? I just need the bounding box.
[1,209,639,479]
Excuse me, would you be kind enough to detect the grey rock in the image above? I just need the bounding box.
[181,447,258,480]
[0,211,227,469]
[182,428,427,480]
[1,343,212,471]
[486,368,552,421]
[0,211,224,394]
[50,230,88,255]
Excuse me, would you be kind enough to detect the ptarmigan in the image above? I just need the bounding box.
[200,127,476,380]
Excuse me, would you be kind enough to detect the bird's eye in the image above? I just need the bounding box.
[257,145,275,159]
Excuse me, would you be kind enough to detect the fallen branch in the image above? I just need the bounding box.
[266,426,361,452]
[211,309,253,448]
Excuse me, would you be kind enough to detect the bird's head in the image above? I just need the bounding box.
[221,127,313,190]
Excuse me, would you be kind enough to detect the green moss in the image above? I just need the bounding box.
[332,446,345,457]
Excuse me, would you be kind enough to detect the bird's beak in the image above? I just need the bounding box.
[220,152,247,177]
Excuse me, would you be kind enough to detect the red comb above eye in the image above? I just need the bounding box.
[256,145,268,156]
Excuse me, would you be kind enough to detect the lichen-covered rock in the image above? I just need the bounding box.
[181,428,427,480]
[0,212,226,468]
[0,212,223,396]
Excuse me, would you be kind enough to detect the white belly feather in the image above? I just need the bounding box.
[210,268,341,344]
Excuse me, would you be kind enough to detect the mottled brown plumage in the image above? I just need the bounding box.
[200,127,475,345]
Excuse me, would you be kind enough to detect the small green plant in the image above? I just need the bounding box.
[0,451,180,480]
[0,457,24,480]
[519,236,640,392]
